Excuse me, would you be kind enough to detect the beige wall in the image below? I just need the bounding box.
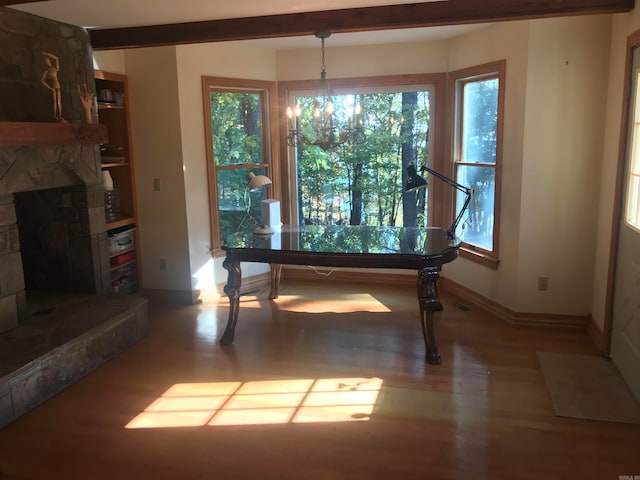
[276,39,449,80]
[92,50,126,75]
[443,21,530,311]
[518,15,611,315]
[445,15,612,316]
[175,42,278,290]
[95,13,628,320]
[124,46,192,292]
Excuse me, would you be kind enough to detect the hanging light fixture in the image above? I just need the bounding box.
[286,31,366,151]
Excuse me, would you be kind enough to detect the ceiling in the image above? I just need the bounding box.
[9,0,482,48]
[11,0,446,30]
[6,0,635,49]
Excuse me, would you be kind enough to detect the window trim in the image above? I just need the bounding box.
[202,76,280,256]
[448,60,505,269]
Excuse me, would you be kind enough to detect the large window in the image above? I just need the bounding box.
[450,61,505,267]
[202,77,277,253]
[280,75,446,229]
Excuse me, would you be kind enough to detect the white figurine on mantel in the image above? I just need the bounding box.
[77,84,95,124]
[40,51,66,122]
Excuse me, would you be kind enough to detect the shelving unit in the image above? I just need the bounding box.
[95,69,140,295]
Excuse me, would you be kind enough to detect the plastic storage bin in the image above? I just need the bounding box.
[108,226,135,255]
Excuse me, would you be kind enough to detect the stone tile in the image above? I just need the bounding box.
[84,313,138,360]
[0,225,19,256]
[10,364,64,418]
[0,382,14,427]
[0,294,18,335]
[0,202,16,227]
[0,296,148,428]
[0,252,24,297]
[87,205,107,236]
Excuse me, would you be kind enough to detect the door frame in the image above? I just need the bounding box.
[603,28,640,355]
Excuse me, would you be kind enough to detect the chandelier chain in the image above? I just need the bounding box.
[321,36,326,76]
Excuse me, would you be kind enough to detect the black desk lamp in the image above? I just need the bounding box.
[405,164,473,240]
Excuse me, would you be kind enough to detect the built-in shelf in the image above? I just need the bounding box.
[109,247,136,260]
[111,259,137,272]
[101,162,130,168]
[97,103,125,111]
[96,69,140,295]
[106,216,136,230]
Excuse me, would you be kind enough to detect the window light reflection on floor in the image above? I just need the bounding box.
[235,293,392,314]
[125,377,383,429]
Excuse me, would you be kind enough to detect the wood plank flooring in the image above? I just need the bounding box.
[0,281,638,480]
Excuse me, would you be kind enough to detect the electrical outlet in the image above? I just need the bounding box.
[159,258,167,271]
[537,276,549,291]
[153,178,161,191]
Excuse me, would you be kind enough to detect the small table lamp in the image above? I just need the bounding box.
[246,172,275,235]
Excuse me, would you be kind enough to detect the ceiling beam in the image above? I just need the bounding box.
[90,0,634,50]
[0,0,49,5]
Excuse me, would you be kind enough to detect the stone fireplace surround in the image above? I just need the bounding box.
[0,8,148,428]
[0,6,110,334]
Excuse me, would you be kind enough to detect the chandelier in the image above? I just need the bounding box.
[286,31,366,151]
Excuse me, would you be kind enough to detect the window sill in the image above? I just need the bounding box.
[459,246,500,269]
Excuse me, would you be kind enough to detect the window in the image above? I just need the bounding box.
[280,74,446,229]
[450,61,505,267]
[626,68,640,232]
[202,77,277,253]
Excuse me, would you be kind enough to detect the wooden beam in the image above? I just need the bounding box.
[0,1,50,5]
[90,0,634,50]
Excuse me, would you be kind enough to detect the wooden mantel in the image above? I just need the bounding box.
[0,122,108,147]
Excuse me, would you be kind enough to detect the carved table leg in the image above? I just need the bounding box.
[220,257,241,345]
[417,267,443,365]
[269,263,282,300]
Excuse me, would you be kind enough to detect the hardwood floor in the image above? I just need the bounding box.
[0,281,638,480]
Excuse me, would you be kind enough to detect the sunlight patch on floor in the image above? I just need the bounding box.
[216,292,393,313]
[125,377,383,429]
[267,293,392,313]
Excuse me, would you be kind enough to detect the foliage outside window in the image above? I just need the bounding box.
[285,76,443,230]
[202,77,276,252]
[451,61,504,267]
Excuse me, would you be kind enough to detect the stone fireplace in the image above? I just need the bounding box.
[0,8,147,429]
[1,183,110,334]
[0,8,111,335]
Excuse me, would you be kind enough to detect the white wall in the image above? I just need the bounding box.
[94,46,193,293]
[444,21,530,311]
[97,42,279,294]
[276,39,449,80]
[93,50,126,75]
[95,14,627,320]
[123,46,193,293]
[518,16,611,315]
[175,42,279,291]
